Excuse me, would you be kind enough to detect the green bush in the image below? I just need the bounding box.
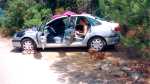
[96,0,150,59]
[0,0,52,36]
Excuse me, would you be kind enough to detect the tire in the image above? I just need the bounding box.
[87,37,106,51]
[21,38,37,54]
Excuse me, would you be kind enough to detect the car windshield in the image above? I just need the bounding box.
[38,17,51,31]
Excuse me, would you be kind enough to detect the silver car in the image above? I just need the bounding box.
[12,14,120,52]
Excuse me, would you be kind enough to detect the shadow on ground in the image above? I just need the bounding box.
[50,52,128,84]
[10,47,88,60]
[50,46,149,84]
[10,46,150,83]
[10,48,43,59]
[11,47,88,53]
[10,46,121,61]
[49,47,126,84]
[10,45,118,54]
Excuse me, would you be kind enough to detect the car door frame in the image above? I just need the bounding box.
[69,16,92,47]
[38,16,77,48]
[44,17,68,48]
[62,16,78,46]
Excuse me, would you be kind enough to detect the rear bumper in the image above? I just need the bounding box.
[105,36,120,45]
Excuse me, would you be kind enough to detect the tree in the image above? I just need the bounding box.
[46,0,93,14]
[0,0,7,8]
[2,0,51,28]
[96,0,150,58]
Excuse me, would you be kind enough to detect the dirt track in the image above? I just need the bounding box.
[0,37,63,84]
[0,37,89,84]
[0,37,150,84]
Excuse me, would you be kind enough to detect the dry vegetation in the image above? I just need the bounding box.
[49,47,150,84]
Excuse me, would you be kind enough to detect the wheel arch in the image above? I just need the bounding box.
[87,35,107,46]
[21,37,37,47]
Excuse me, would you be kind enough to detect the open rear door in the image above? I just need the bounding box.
[63,16,77,45]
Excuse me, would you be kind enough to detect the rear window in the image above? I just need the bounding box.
[87,17,101,26]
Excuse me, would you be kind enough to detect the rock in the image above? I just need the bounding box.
[119,60,128,65]
[67,64,80,72]
[105,56,121,66]
[101,63,112,71]
[84,71,91,77]
[130,72,141,81]
[95,61,102,69]
[95,59,112,71]
[104,52,113,57]
[111,70,127,77]
[121,66,132,71]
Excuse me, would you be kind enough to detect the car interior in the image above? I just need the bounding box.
[46,16,91,44]
[46,18,66,43]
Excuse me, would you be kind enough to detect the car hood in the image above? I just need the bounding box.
[16,27,38,36]
[24,26,38,32]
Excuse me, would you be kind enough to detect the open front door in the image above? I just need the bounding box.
[40,34,47,49]
[63,16,77,45]
[37,28,47,49]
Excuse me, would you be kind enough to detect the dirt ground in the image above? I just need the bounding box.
[0,37,150,84]
[49,47,150,84]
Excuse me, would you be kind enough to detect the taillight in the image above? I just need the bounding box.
[114,23,121,32]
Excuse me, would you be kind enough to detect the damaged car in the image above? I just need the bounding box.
[12,12,121,52]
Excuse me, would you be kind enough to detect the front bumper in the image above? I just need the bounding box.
[12,39,21,48]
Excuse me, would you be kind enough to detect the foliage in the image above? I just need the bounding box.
[96,0,149,25]
[96,0,150,58]
[0,0,51,29]
[47,0,92,13]
[23,4,51,27]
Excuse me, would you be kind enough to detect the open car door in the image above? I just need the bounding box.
[63,16,77,46]
[37,25,47,49]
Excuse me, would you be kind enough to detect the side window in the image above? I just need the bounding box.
[76,16,89,25]
[63,16,77,38]
[66,16,77,29]
[87,17,101,26]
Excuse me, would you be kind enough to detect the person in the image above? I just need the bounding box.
[75,17,88,38]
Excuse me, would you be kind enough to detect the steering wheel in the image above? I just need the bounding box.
[50,27,56,33]
[46,26,56,34]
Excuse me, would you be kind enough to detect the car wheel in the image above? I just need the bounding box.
[88,37,106,51]
[21,38,36,54]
